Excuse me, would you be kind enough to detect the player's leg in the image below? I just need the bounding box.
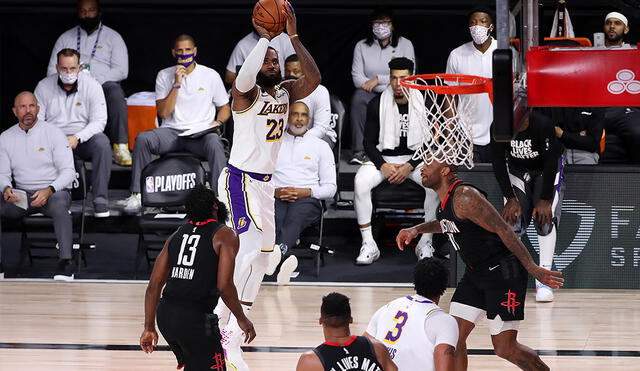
[449,273,487,371]
[156,300,188,370]
[409,163,439,259]
[491,330,549,371]
[507,168,534,236]
[180,313,227,371]
[353,163,385,264]
[531,159,564,302]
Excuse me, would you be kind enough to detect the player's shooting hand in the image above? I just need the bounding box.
[281,0,297,36]
[396,227,418,251]
[529,265,564,289]
[252,18,279,41]
[533,199,553,228]
[139,329,158,353]
[3,187,19,203]
[238,316,256,344]
[388,163,412,184]
[174,65,186,85]
[30,187,53,208]
[502,197,521,225]
[380,163,397,180]
[362,77,379,93]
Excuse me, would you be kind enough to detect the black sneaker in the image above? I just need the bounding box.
[0,261,4,279]
[53,259,75,281]
[349,151,368,165]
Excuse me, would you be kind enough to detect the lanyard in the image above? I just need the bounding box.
[76,24,103,64]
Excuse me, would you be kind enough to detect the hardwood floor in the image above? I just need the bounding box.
[1,282,639,370]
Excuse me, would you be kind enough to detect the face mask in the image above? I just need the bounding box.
[175,53,195,67]
[372,23,392,40]
[59,72,78,85]
[469,25,491,45]
[79,16,100,32]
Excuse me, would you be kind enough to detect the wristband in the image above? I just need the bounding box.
[49,185,56,193]
[173,84,181,89]
[290,34,299,39]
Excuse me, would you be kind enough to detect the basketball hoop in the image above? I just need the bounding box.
[400,73,493,169]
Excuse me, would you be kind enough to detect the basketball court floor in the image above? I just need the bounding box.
[1,281,639,370]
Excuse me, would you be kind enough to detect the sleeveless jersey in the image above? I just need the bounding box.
[161,219,224,312]
[313,336,382,371]
[368,296,444,371]
[229,85,290,174]
[436,180,511,269]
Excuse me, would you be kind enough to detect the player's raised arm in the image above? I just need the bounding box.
[280,1,321,102]
[452,185,564,289]
[232,20,281,111]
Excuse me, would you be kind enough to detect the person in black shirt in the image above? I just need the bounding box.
[296,292,397,371]
[545,107,604,164]
[354,57,439,265]
[491,110,564,302]
[140,185,256,370]
[396,158,563,371]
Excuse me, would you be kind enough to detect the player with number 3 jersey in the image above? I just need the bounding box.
[215,2,321,370]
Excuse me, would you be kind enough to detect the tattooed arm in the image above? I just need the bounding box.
[453,185,564,288]
[396,221,443,251]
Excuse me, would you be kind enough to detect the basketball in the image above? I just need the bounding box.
[253,0,287,34]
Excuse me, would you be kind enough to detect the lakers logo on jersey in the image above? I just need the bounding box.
[237,217,247,229]
[257,101,288,116]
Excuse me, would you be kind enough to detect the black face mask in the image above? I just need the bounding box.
[79,16,100,32]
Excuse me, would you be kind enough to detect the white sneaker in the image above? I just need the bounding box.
[415,239,434,260]
[265,244,282,276]
[121,194,142,214]
[355,241,380,265]
[221,328,249,371]
[535,281,554,302]
[113,143,132,166]
[277,255,298,285]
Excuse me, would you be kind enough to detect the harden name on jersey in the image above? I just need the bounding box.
[329,355,381,371]
[170,266,195,280]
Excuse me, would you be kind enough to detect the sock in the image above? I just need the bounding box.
[360,225,374,244]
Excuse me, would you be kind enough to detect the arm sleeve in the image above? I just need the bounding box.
[490,134,516,199]
[365,305,387,337]
[425,312,459,349]
[100,32,129,83]
[540,119,561,201]
[47,36,65,76]
[310,141,337,200]
[363,96,385,169]
[50,128,76,191]
[0,138,12,191]
[351,42,368,89]
[75,79,108,142]
[211,71,230,107]
[235,37,269,93]
[306,87,332,139]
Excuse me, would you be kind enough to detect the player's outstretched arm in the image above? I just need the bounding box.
[215,227,256,344]
[453,186,564,289]
[140,236,172,353]
[433,344,455,371]
[371,339,398,371]
[295,351,324,371]
[280,1,321,102]
[396,221,443,251]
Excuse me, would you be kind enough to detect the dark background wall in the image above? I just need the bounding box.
[0,0,638,130]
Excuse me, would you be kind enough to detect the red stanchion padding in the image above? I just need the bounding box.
[527,44,640,107]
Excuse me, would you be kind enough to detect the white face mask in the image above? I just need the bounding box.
[469,25,491,45]
[59,72,78,85]
[373,23,392,40]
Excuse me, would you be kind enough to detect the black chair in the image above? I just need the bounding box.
[371,180,426,240]
[13,159,91,270]
[134,153,206,278]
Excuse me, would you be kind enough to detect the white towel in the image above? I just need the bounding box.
[377,85,424,152]
[550,7,575,38]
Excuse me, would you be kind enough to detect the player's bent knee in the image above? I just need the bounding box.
[534,221,555,236]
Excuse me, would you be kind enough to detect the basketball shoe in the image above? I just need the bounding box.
[415,235,434,260]
[355,240,380,265]
[221,326,249,371]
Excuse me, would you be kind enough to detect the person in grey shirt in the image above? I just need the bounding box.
[46,0,131,166]
[37,48,111,218]
[349,7,415,165]
[0,92,76,281]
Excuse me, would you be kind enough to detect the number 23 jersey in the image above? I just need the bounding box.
[229,85,290,174]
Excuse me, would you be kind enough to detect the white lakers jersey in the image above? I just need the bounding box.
[229,85,290,174]
[366,295,458,371]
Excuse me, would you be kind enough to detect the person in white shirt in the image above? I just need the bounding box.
[284,54,337,148]
[365,258,458,371]
[350,7,415,165]
[0,92,76,281]
[36,48,111,218]
[268,102,336,285]
[445,6,497,163]
[225,31,295,85]
[46,0,131,166]
[121,34,230,214]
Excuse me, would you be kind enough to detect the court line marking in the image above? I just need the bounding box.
[0,278,413,287]
[0,343,638,357]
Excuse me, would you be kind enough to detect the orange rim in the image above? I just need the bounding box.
[400,73,493,101]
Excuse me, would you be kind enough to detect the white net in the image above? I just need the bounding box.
[401,75,483,169]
